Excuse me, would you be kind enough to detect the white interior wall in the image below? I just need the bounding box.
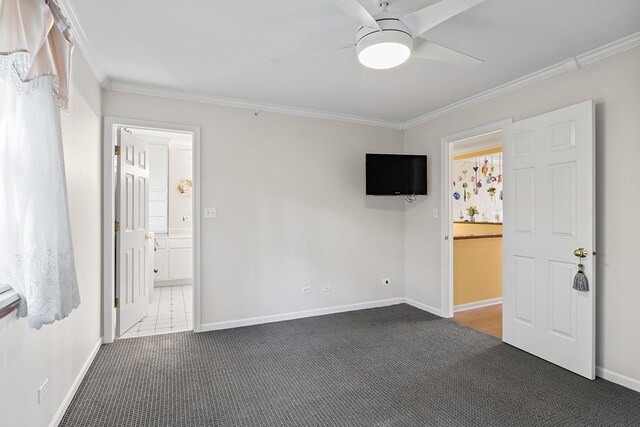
[102,92,406,326]
[0,50,103,427]
[404,46,640,383]
[451,152,503,222]
[148,144,169,234]
[168,148,193,234]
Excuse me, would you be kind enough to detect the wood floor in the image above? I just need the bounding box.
[453,304,502,338]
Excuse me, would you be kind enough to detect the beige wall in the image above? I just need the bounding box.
[404,46,640,381]
[453,223,503,306]
[102,91,406,326]
[453,238,502,306]
[0,51,103,426]
[453,223,502,235]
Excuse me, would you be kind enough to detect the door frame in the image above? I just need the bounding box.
[440,118,513,318]
[102,116,202,343]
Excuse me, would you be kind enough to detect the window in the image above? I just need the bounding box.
[0,284,19,320]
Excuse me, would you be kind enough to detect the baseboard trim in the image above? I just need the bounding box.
[49,337,103,427]
[403,298,444,317]
[596,366,640,393]
[453,297,503,313]
[201,298,405,331]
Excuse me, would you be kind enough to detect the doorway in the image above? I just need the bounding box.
[120,128,194,338]
[440,119,512,325]
[440,101,596,379]
[447,130,505,338]
[102,117,201,344]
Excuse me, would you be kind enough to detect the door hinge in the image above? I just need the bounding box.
[114,297,120,309]
[114,145,121,156]
[114,220,120,232]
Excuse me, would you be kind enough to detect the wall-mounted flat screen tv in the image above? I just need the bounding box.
[366,154,427,196]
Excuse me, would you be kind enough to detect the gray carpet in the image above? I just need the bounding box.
[61,304,640,426]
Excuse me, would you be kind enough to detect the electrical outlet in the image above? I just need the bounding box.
[301,286,312,294]
[382,278,391,286]
[321,285,333,293]
[203,207,217,219]
[38,379,49,404]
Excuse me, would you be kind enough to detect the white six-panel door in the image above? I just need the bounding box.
[503,100,595,379]
[116,130,151,336]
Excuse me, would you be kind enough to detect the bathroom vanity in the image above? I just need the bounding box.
[153,234,193,286]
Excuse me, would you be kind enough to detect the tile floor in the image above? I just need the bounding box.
[119,284,192,339]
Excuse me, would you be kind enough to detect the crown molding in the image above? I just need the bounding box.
[578,31,640,67]
[57,0,109,86]
[58,0,639,132]
[105,80,404,130]
[401,31,640,129]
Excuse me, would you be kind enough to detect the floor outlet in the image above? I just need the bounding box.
[301,286,312,294]
[38,379,49,404]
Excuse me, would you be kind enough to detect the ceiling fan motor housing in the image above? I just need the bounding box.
[356,17,413,69]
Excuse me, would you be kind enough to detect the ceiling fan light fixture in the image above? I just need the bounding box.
[358,41,411,69]
[356,21,413,70]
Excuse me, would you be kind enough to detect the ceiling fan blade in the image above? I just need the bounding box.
[402,0,485,36]
[271,44,354,65]
[328,0,380,30]
[412,38,483,66]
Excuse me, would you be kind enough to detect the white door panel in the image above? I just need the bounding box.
[503,100,595,379]
[116,130,151,336]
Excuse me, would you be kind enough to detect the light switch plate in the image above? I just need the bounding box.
[204,207,217,219]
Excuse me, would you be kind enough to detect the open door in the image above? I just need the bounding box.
[116,129,151,336]
[503,101,595,379]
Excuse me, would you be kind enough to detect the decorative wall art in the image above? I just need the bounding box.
[452,151,503,222]
[176,178,193,196]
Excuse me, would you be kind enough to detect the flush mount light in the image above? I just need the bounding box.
[356,19,412,70]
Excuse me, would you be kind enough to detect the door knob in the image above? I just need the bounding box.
[574,248,588,258]
[145,233,153,241]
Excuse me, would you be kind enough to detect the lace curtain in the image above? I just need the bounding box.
[0,0,80,329]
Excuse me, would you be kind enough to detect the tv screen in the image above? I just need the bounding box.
[366,154,427,196]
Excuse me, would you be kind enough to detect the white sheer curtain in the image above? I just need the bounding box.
[0,0,80,329]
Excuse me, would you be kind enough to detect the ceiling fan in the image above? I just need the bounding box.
[272,0,486,70]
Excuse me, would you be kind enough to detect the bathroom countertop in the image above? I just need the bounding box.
[154,233,192,239]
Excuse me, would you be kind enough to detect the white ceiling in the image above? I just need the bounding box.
[66,0,640,124]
